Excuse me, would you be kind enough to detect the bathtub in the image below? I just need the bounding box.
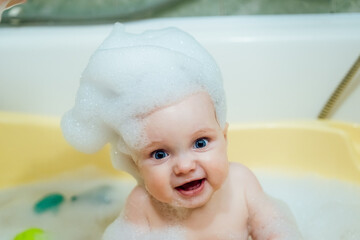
[0,13,360,240]
[1,13,360,182]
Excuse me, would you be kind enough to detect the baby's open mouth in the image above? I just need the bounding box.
[175,178,205,196]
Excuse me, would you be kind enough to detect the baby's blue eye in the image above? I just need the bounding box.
[194,138,208,149]
[152,150,168,159]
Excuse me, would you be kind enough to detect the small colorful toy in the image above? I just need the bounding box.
[14,228,48,240]
[33,193,64,214]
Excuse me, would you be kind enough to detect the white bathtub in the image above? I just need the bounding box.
[0,13,360,123]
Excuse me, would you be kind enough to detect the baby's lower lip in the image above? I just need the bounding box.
[175,178,205,197]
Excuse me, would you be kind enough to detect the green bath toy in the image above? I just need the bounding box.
[34,193,64,214]
[14,228,48,240]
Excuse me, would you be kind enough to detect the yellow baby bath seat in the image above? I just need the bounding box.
[1,111,359,189]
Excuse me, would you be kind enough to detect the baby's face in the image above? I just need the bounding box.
[133,92,229,209]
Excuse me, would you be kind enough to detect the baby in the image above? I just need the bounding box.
[61,24,302,240]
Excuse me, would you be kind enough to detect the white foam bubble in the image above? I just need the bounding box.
[102,218,185,240]
[61,24,226,178]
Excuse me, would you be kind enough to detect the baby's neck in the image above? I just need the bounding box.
[149,195,192,223]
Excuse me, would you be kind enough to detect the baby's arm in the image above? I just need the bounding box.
[240,167,303,240]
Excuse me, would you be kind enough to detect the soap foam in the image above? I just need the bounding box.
[255,170,360,240]
[102,217,185,240]
[61,24,226,179]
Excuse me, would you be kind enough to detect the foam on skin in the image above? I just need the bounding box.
[61,24,226,179]
[102,218,185,240]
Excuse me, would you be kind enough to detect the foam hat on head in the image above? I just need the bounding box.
[61,23,226,181]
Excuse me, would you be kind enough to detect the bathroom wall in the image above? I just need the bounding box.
[0,14,359,123]
[1,0,360,25]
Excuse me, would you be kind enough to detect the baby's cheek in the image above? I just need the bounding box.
[214,162,229,186]
[207,152,229,188]
[143,169,172,202]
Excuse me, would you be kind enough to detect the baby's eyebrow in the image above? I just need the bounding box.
[192,127,217,136]
[141,141,164,152]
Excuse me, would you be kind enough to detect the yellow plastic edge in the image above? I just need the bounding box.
[228,120,360,183]
[1,112,359,189]
[0,112,129,189]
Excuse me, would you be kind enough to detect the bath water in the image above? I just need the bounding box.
[255,170,360,240]
[0,167,135,240]
[0,167,359,240]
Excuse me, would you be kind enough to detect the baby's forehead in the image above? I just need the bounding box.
[138,92,218,135]
[133,93,218,151]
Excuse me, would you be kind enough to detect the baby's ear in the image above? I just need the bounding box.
[223,122,229,142]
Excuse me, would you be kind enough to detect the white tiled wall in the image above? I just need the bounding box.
[0,14,359,123]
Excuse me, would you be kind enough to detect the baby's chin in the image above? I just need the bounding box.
[153,194,210,211]
[171,198,209,209]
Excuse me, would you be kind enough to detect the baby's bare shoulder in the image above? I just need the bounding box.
[128,185,149,201]
[229,162,264,200]
[125,185,151,211]
[229,162,259,184]
[122,185,151,227]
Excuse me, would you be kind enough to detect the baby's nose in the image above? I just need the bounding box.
[173,153,196,176]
